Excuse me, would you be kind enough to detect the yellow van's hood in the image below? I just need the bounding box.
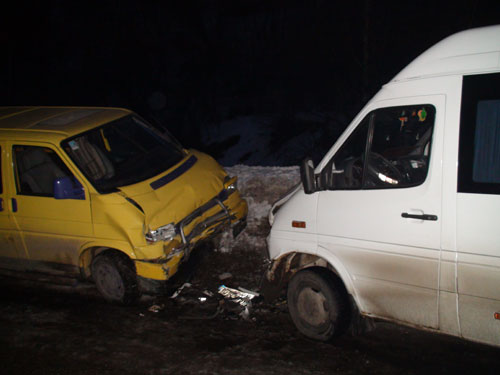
[117,150,227,231]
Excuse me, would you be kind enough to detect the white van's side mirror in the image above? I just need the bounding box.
[300,157,316,194]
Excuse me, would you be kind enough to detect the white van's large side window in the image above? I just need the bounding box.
[458,72,500,194]
[325,104,435,190]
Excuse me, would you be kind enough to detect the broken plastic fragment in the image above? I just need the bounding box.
[148,304,164,313]
[238,287,260,297]
[170,282,192,299]
[203,290,214,297]
[240,306,251,320]
[218,285,257,307]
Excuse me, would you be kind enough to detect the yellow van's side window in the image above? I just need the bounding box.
[13,146,73,197]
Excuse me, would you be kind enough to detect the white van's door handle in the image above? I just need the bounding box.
[401,212,438,221]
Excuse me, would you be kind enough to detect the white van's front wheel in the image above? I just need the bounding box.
[92,252,139,305]
[287,269,350,341]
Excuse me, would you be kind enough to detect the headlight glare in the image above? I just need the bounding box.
[146,223,176,243]
[224,175,237,191]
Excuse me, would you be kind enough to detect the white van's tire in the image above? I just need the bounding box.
[287,269,350,341]
[92,252,139,305]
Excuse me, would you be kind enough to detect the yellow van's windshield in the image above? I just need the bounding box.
[62,115,186,193]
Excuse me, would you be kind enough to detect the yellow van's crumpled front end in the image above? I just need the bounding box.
[117,150,247,285]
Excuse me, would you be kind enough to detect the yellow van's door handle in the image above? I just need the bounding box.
[402,212,437,221]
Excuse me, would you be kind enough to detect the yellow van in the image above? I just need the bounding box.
[0,107,247,303]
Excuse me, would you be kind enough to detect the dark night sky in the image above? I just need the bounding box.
[2,0,499,164]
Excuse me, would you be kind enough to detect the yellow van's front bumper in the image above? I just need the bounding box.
[133,186,247,292]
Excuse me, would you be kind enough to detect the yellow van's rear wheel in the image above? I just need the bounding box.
[287,269,350,341]
[92,252,139,304]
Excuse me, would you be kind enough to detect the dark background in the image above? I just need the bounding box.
[2,0,499,165]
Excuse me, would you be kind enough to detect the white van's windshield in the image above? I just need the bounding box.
[62,115,186,193]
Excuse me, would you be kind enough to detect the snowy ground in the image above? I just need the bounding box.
[217,165,300,253]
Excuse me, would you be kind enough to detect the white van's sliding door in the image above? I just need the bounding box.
[317,95,445,329]
[457,72,500,346]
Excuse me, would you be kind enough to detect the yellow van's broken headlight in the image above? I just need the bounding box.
[145,223,177,243]
[224,175,237,191]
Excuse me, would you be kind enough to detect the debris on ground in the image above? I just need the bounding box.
[156,281,264,321]
[218,285,260,320]
[218,285,258,306]
[148,304,165,313]
[237,286,260,297]
[170,282,192,299]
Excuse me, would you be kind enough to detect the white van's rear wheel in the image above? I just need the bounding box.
[287,269,350,341]
[92,252,139,305]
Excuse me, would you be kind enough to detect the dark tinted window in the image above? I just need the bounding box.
[13,146,73,197]
[458,73,500,194]
[62,115,186,194]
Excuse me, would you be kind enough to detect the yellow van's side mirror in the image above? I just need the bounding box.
[54,177,85,200]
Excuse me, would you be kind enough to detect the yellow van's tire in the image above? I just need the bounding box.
[92,252,139,305]
[287,269,350,341]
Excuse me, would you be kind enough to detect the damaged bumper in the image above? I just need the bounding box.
[134,186,247,288]
[177,187,246,250]
[261,252,328,302]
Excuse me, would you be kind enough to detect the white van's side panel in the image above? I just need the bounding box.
[457,194,500,345]
[316,91,445,329]
[457,191,500,346]
[267,189,319,260]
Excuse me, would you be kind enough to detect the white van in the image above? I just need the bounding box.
[263,25,500,347]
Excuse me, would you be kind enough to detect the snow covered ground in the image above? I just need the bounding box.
[217,165,300,253]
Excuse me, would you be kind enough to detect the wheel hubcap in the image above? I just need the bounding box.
[96,263,124,300]
[297,287,329,326]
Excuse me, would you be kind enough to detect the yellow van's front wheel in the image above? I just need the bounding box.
[92,251,139,304]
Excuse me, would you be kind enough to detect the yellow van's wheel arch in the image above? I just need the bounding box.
[91,250,139,305]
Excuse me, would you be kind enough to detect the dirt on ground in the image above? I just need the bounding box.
[1,236,500,375]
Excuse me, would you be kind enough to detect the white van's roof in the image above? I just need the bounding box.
[391,25,500,82]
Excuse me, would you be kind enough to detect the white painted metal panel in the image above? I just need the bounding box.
[316,94,445,328]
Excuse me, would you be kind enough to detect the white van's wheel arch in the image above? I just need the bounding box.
[264,251,359,308]
[314,246,359,300]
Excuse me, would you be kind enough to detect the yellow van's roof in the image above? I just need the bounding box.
[0,107,131,142]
